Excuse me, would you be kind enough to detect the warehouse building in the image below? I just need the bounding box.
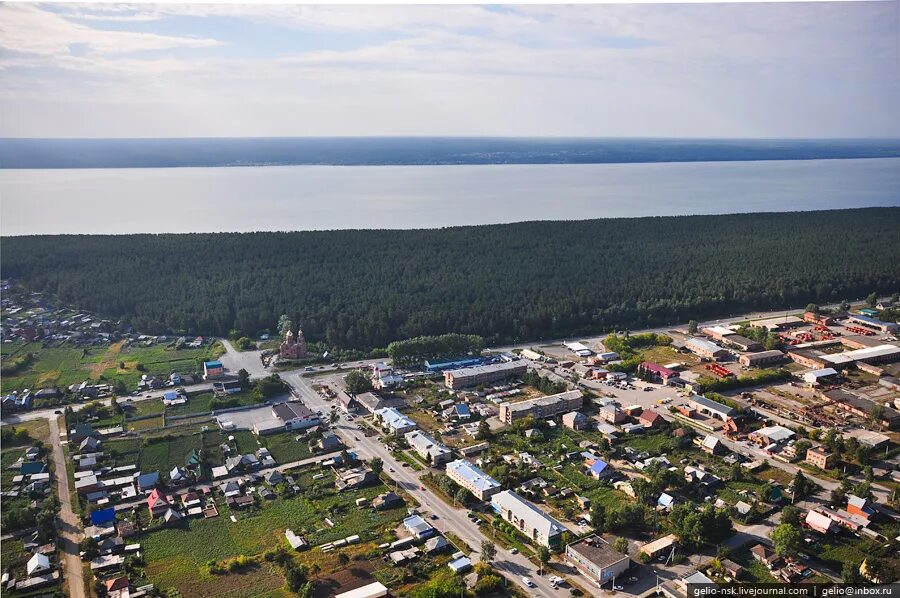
[821,389,900,429]
[702,326,737,341]
[689,396,735,421]
[721,334,762,352]
[739,350,784,367]
[491,490,566,548]
[684,338,729,360]
[445,459,502,501]
[822,344,900,368]
[564,341,593,357]
[847,315,899,334]
[748,316,804,331]
[444,361,528,390]
[498,390,583,424]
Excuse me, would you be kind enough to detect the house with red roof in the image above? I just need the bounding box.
[147,488,170,517]
[640,410,662,428]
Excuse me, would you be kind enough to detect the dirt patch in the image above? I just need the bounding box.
[36,370,61,385]
[90,340,126,378]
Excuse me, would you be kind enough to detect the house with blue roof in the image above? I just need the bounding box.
[90,507,117,526]
[589,459,613,480]
[453,403,471,420]
[136,471,160,492]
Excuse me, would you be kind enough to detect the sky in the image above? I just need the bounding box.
[0,1,899,138]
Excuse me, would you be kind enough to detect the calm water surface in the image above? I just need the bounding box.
[2,158,899,235]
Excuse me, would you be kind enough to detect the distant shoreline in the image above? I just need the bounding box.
[3,137,900,169]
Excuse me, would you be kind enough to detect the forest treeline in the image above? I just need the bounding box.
[3,208,899,350]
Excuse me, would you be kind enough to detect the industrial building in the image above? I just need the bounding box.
[689,396,735,421]
[564,341,593,357]
[738,350,784,367]
[821,389,900,429]
[821,344,900,368]
[498,389,583,424]
[443,361,528,390]
[566,535,631,586]
[748,316,804,331]
[721,334,762,352]
[445,459,502,501]
[847,315,899,334]
[684,338,728,360]
[491,490,566,548]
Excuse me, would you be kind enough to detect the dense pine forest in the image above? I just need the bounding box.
[3,208,899,350]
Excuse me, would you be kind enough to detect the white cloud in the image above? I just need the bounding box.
[0,4,221,56]
[0,2,897,138]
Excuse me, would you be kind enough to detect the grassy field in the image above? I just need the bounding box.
[127,398,165,417]
[2,419,51,444]
[140,469,405,595]
[127,415,164,432]
[0,340,224,393]
[140,433,211,473]
[104,438,143,468]
[261,431,311,463]
[640,345,698,367]
[730,544,778,582]
[622,431,678,455]
[166,390,259,417]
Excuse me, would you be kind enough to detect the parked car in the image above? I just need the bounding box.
[522,577,535,588]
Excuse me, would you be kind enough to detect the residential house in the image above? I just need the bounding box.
[640,410,662,428]
[372,492,403,511]
[562,411,588,430]
[147,488,170,517]
[805,509,836,534]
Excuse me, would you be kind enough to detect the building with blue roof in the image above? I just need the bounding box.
[589,459,612,479]
[136,471,160,492]
[90,507,117,526]
[454,403,471,419]
[424,357,485,373]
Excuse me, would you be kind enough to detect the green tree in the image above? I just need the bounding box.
[781,505,801,526]
[805,303,819,315]
[613,537,629,554]
[770,523,802,558]
[480,539,497,563]
[589,503,606,530]
[237,368,250,389]
[537,545,551,574]
[476,419,492,440]
[369,457,383,476]
[687,320,698,334]
[866,292,878,308]
[344,369,374,395]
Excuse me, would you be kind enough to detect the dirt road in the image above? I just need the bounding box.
[48,416,87,598]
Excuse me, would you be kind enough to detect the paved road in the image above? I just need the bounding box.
[285,371,564,598]
[48,416,87,598]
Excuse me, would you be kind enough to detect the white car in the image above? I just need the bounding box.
[522,577,536,588]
